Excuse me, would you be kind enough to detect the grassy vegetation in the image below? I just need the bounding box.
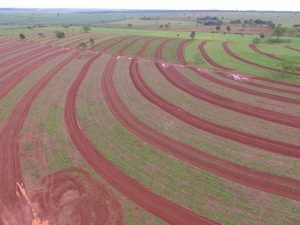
[184,40,212,68]
[141,38,164,58]
[1,23,299,83]
[257,43,300,61]
[202,40,300,83]
[2,9,300,224]
[134,62,300,179]
[75,58,300,225]
[228,42,300,70]
[161,38,181,63]
[123,38,149,56]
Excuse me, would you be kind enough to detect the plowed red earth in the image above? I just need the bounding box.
[104,58,300,201]
[198,40,300,92]
[285,45,300,52]
[0,168,122,225]
[0,49,68,100]
[31,168,122,225]
[176,39,192,64]
[0,42,36,60]
[91,36,132,51]
[0,51,79,207]
[141,43,300,158]
[64,53,218,225]
[118,36,146,55]
[0,41,27,55]
[156,48,300,158]
[1,36,299,225]
[156,63,300,128]
[216,71,300,95]
[0,45,56,78]
[103,38,300,200]
[223,41,300,76]
[249,43,284,61]
[0,45,52,69]
[198,40,230,70]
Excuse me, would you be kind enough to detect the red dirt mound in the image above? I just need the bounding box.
[31,168,122,225]
[0,168,122,225]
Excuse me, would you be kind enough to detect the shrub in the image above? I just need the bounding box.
[252,38,261,44]
[54,31,65,38]
[278,61,295,75]
[79,42,87,49]
[81,26,91,33]
[19,33,26,40]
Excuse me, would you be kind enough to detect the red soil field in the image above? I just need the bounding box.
[106,58,300,201]
[150,41,300,158]
[0,45,53,72]
[249,43,284,61]
[103,38,300,200]
[156,62,300,127]
[0,41,28,55]
[223,41,300,76]
[64,53,218,225]
[198,40,230,70]
[0,50,79,207]
[198,40,300,92]
[118,36,146,55]
[0,34,299,224]
[133,62,300,158]
[177,39,193,64]
[91,36,132,51]
[0,42,38,60]
[216,71,300,95]
[155,38,175,60]
[285,45,300,53]
[31,168,122,225]
[0,49,68,100]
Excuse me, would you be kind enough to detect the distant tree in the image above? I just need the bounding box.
[176,33,180,38]
[190,31,196,39]
[89,38,94,45]
[230,19,242,24]
[79,42,87,49]
[252,38,261,44]
[62,25,70,30]
[254,19,267,25]
[242,23,246,31]
[273,24,287,39]
[267,21,276,29]
[81,26,91,33]
[159,24,163,29]
[54,31,65,38]
[287,28,296,37]
[259,33,265,38]
[216,25,221,33]
[164,24,170,29]
[127,24,133,28]
[226,25,231,33]
[38,32,45,37]
[19,33,26,40]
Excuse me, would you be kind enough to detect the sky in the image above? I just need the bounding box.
[0,0,299,11]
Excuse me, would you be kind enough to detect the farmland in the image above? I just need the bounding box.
[0,8,300,225]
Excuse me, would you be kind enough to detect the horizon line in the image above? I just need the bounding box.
[0,8,300,13]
